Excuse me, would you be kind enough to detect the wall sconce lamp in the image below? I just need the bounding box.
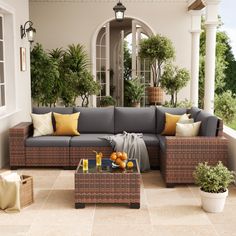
[113,1,126,22]
[20,21,36,43]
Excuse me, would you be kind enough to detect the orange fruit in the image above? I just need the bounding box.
[121,152,128,160]
[127,161,134,169]
[116,152,123,159]
[110,152,117,161]
[115,158,122,165]
[119,161,126,169]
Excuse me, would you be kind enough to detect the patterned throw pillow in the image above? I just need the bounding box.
[31,112,54,137]
[176,121,201,137]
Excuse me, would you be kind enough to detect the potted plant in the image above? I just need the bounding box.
[193,162,235,213]
[124,78,145,107]
[161,63,190,107]
[139,34,175,105]
[100,96,116,107]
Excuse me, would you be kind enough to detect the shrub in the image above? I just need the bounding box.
[100,96,116,107]
[193,162,235,193]
[215,90,236,124]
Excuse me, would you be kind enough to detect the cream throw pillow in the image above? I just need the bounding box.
[31,112,54,137]
[176,121,201,137]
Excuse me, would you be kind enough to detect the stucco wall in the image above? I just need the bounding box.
[29,1,192,103]
[0,0,31,168]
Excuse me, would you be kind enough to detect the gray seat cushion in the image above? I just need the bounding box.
[70,134,112,147]
[26,136,71,147]
[156,107,187,134]
[196,111,218,136]
[143,134,159,146]
[114,107,156,134]
[74,107,114,133]
[157,135,166,152]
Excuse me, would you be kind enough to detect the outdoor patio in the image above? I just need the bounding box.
[0,169,236,236]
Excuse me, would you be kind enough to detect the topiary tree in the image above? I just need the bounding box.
[76,70,101,107]
[31,43,60,107]
[215,90,236,124]
[161,63,190,107]
[139,34,175,87]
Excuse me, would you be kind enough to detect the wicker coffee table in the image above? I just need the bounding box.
[74,158,141,209]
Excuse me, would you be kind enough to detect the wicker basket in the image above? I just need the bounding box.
[20,175,34,208]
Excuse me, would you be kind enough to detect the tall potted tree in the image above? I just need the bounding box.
[161,63,190,107]
[139,34,175,105]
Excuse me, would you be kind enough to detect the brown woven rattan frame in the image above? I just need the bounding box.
[26,147,69,166]
[74,159,141,207]
[9,122,33,167]
[160,136,228,187]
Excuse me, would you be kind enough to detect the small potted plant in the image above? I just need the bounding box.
[125,78,145,107]
[193,162,235,213]
[100,96,116,107]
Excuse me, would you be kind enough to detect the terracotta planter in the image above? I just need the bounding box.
[147,87,164,105]
[131,102,140,108]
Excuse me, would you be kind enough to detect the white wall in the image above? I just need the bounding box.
[29,0,192,102]
[0,0,31,168]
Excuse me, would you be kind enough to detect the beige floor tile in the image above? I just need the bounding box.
[152,225,219,236]
[94,204,151,225]
[18,169,61,177]
[214,224,236,236]
[92,224,153,236]
[52,175,74,190]
[206,204,236,224]
[33,175,58,190]
[0,225,30,236]
[28,224,92,236]
[149,204,211,225]
[141,171,165,189]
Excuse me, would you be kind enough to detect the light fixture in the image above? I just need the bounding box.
[113,0,126,22]
[20,21,36,43]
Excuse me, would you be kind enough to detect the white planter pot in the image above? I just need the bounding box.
[200,188,228,213]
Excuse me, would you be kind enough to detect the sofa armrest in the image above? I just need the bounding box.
[9,122,33,167]
[164,136,228,153]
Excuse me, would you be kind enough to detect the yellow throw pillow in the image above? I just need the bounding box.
[162,113,181,135]
[54,112,80,136]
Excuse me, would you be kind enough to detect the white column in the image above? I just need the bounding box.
[204,0,220,114]
[189,10,202,107]
[136,27,142,77]
[105,22,110,96]
[132,20,137,79]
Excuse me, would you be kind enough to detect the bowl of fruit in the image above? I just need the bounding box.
[110,151,128,169]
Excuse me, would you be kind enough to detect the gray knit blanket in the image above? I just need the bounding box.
[104,131,150,172]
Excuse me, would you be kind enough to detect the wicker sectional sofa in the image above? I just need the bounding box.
[9,106,228,187]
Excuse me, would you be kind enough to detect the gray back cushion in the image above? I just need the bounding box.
[32,107,74,130]
[156,107,187,134]
[114,107,156,134]
[196,111,218,136]
[74,107,114,133]
[188,107,201,120]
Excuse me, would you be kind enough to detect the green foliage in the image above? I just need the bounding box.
[124,41,132,81]
[31,43,60,107]
[193,162,235,193]
[199,17,236,109]
[76,70,100,107]
[100,96,116,107]
[215,90,236,124]
[139,34,175,87]
[161,63,190,107]
[164,99,193,108]
[124,78,145,104]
